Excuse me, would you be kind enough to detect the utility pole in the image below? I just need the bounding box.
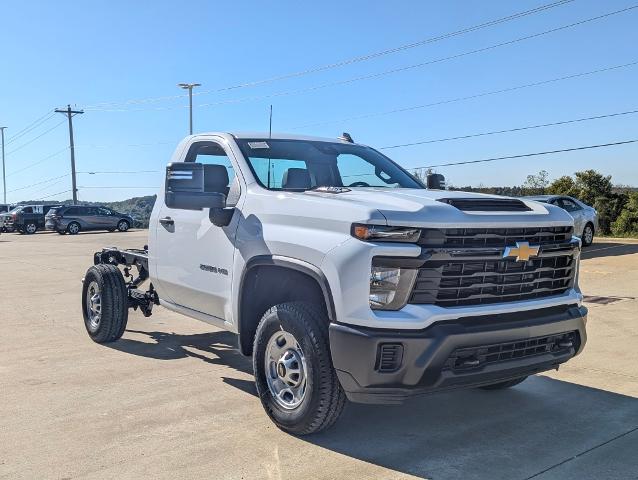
[178,83,201,135]
[55,105,83,204]
[0,127,6,204]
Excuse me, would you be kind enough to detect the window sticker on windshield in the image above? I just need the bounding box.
[248,141,270,149]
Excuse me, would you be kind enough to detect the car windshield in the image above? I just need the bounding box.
[8,206,22,213]
[236,139,423,191]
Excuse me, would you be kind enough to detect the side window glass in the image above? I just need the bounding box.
[98,208,111,215]
[23,207,33,213]
[186,142,236,195]
[560,199,580,212]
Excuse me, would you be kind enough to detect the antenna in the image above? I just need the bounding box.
[268,105,273,139]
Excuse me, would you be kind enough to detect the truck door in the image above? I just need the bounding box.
[154,139,241,320]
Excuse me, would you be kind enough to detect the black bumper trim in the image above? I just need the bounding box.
[329,304,587,404]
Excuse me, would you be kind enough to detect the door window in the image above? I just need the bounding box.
[558,198,582,212]
[98,207,112,216]
[185,141,235,190]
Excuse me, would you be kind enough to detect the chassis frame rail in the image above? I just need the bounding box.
[93,247,159,317]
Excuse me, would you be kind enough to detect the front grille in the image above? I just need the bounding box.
[444,332,577,372]
[419,226,572,248]
[410,254,575,307]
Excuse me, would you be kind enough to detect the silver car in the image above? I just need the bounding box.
[524,195,599,246]
[45,205,134,235]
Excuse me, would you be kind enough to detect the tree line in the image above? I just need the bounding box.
[450,169,638,237]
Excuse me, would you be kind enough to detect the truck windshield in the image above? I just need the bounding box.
[236,139,423,191]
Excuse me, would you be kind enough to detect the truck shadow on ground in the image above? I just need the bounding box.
[108,328,638,479]
[581,242,638,259]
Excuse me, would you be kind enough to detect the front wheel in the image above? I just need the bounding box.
[82,264,129,343]
[253,302,346,435]
[24,222,37,234]
[67,222,81,235]
[582,223,594,247]
[117,220,130,232]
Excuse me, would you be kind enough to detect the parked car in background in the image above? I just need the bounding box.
[0,204,14,214]
[2,204,61,234]
[45,205,134,234]
[523,195,598,246]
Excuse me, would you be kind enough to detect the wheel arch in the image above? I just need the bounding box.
[237,255,336,356]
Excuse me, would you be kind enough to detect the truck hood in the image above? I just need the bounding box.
[304,188,574,228]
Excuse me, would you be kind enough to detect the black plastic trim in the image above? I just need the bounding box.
[329,304,587,404]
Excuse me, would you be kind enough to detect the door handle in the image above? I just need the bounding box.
[159,216,174,226]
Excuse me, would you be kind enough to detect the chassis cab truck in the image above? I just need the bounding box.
[81,132,587,435]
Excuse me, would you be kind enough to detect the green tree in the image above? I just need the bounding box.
[612,192,638,236]
[572,170,613,205]
[522,170,549,195]
[547,175,577,196]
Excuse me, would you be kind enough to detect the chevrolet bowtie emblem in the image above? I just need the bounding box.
[503,241,540,262]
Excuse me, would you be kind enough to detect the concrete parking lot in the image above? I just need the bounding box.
[1,230,637,480]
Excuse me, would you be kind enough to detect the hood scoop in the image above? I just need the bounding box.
[437,197,532,212]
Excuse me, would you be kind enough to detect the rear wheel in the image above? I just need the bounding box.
[253,302,346,435]
[24,223,37,234]
[67,222,80,235]
[582,223,594,247]
[117,220,130,232]
[479,376,528,390]
[82,264,129,343]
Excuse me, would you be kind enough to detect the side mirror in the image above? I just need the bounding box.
[165,162,226,210]
[426,173,446,190]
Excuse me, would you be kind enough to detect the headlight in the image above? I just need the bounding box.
[352,224,421,242]
[370,266,417,310]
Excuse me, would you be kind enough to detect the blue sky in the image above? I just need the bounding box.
[1,0,637,202]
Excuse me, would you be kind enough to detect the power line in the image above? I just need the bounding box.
[412,139,638,169]
[6,174,69,194]
[6,147,68,177]
[77,170,161,174]
[380,109,638,149]
[292,60,638,129]
[35,189,72,201]
[82,0,574,109]
[78,186,158,189]
[5,119,66,156]
[85,1,629,114]
[5,111,55,145]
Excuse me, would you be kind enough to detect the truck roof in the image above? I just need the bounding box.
[192,132,363,145]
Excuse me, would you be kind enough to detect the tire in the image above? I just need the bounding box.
[67,222,81,235]
[479,376,528,390]
[582,222,594,247]
[253,302,346,435]
[81,264,129,343]
[24,223,37,235]
[117,220,130,232]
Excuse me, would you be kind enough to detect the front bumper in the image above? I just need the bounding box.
[329,304,587,404]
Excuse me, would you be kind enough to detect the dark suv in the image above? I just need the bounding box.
[45,206,134,235]
[2,204,60,234]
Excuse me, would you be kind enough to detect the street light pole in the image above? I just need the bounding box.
[178,83,201,135]
[0,127,6,204]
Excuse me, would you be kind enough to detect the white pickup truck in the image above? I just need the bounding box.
[81,132,587,435]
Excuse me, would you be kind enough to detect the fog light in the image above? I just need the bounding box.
[369,266,417,310]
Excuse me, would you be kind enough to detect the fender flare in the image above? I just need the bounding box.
[239,255,336,322]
